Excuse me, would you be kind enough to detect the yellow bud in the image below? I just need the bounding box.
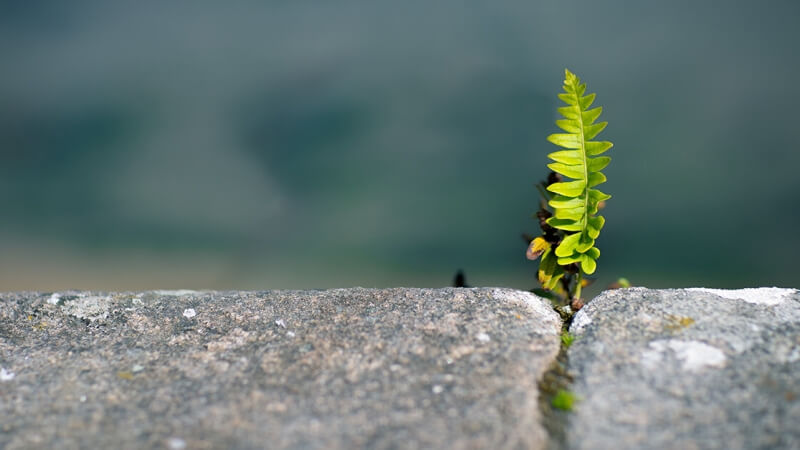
[526,237,551,260]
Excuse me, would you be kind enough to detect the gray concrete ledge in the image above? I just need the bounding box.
[0,288,561,450]
[4,287,798,449]
[567,287,800,450]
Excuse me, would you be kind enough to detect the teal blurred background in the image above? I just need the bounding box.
[1,1,799,292]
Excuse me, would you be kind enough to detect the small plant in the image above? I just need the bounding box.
[608,277,631,289]
[527,69,612,308]
[551,389,578,411]
[560,331,576,348]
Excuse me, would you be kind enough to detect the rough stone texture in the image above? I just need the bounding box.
[0,288,561,450]
[567,287,800,450]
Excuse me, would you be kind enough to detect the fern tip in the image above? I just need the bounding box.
[564,68,578,84]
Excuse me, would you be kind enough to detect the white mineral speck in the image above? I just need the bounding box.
[155,290,197,296]
[167,437,186,449]
[686,287,796,306]
[132,364,144,373]
[47,293,61,305]
[432,385,444,394]
[0,367,15,381]
[670,340,726,371]
[275,319,286,328]
[287,331,296,338]
[79,395,87,402]
[642,339,726,372]
[62,296,111,322]
[182,308,196,318]
[476,332,491,343]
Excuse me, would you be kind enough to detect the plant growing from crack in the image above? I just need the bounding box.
[551,389,578,411]
[560,331,576,348]
[527,69,612,309]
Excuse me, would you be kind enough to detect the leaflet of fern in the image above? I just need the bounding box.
[544,69,612,275]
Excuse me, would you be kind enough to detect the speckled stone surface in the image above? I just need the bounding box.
[567,287,800,450]
[0,288,561,450]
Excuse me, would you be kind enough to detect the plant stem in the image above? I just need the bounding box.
[573,271,583,301]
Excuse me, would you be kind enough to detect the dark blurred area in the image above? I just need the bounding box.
[1,1,799,292]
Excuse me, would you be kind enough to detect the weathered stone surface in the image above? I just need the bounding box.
[567,287,800,450]
[0,288,561,449]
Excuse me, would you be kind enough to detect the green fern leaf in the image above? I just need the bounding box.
[545,69,612,276]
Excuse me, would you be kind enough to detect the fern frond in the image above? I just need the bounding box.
[544,69,612,275]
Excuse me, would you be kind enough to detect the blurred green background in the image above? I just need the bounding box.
[1,1,798,293]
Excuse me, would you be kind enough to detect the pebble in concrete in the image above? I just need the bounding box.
[567,287,800,450]
[0,288,560,449]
